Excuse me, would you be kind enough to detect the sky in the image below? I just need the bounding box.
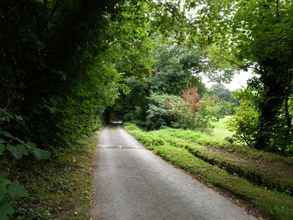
[201,69,254,91]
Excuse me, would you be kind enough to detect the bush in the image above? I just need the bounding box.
[145,93,218,130]
[227,89,260,146]
[192,96,219,130]
[145,93,191,130]
[227,87,293,154]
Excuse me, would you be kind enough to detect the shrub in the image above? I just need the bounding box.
[145,93,218,130]
[181,87,200,113]
[192,96,219,130]
[145,93,191,130]
[227,89,260,146]
[0,109,50,219]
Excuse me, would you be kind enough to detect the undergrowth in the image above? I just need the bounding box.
[0,133,98,220]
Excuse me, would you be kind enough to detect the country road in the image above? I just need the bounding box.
[92,127,257,220]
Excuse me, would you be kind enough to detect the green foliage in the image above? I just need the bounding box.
[0,113,51,160]
[0,134,98,220]
[0,177,27,220]
[144,92,219,130]
[145,93,191,130]
[187,0,293,152]
[6,145,29,160]
[208,83,238,117]
[227,88,260,146]
[2,1,190,217]
[113,43,209,128]
[202,44,239,83]
[2,0,292,217]
[231,0,293,151]
[209,84,236,103]
[0,0,137,148]
[228,102,259,146]
[151,45,203,95]
[227,85,292,154]
[115,77,150,124]
[0,127,50,219]
[192,96,221,129]
[0,108,52,218]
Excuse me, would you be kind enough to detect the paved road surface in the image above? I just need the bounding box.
[92,127,256,220]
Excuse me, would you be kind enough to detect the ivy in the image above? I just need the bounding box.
[0,109,51,219]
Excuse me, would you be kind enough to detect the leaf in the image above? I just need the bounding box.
[31,147,51,160]
[7,183,27,199]
[0,130,13,139]
[0,202,14,220]
[0,144,5,156]
[0,176,26,219]
[0,176,11,193]
[7,144,29,159]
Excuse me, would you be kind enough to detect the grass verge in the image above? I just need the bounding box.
[0,132,98,220]
[128,124,293,195]
[126,124,293,220]
[166,127,293,164]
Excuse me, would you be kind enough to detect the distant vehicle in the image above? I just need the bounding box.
[110,120,123,125]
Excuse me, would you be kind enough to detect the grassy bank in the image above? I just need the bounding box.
[139,129,293,195]
[0,133,98,220]
[126,123,293,220]
[128,119,293,195]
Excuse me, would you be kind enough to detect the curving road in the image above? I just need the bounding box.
[92,127,257,220]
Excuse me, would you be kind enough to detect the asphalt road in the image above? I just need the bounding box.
[92,127,257,220]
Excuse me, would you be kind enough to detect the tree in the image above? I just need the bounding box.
[151,45,205,96]
[210,84,236,103]
[185,0,293,151]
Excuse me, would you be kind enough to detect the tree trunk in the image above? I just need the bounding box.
[254,74,286,150]
[284,94,292,143]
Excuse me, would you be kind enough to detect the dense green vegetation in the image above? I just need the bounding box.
[115,0,293,154]
[1,0,292,219]
[1,133,97,219]
[192,0,293,152]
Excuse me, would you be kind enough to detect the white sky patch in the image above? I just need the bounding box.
[201,69,254,91]
[224,70,253,91]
